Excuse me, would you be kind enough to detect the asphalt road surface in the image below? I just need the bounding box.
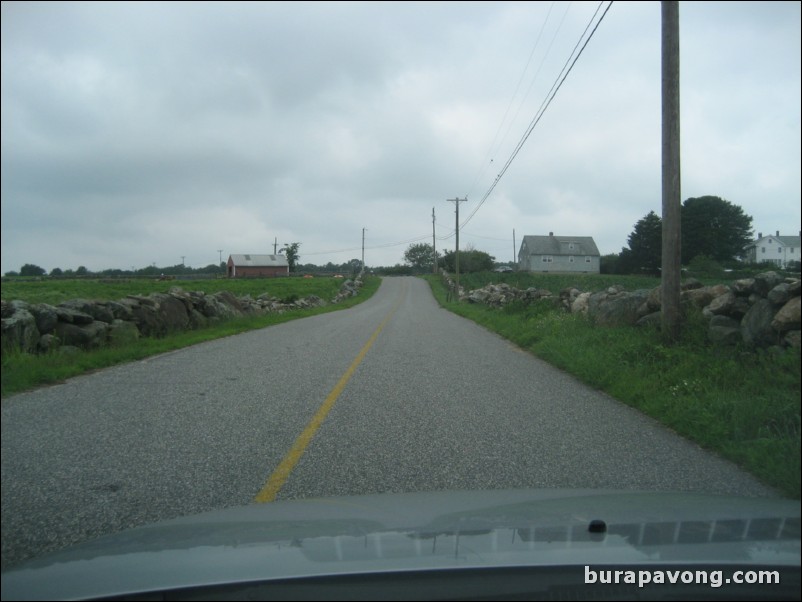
[1,276,778,569]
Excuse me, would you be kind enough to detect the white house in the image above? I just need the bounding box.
[744,231,801,268]
[517,233,600,273]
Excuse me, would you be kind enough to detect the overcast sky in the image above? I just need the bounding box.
[2,1,800,274]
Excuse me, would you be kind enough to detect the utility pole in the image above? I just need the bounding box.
[273,237,278,254]
[661,0,681,342]
[361,227,366,273]
[513,229,516,267]
[432,207,437,274]
[217,249,223,273]
[447,197,467,300]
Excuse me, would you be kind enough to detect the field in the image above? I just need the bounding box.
[1,276,347,305]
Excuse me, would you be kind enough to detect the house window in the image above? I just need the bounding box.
[569,256,574,263]
[761,247,766,253]
[541,256,553,263]
[585,256,591,263]
[569,243,574,250]
[779,248,782,254]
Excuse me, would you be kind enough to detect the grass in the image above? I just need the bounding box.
[425,274,801,499]
[1,276,347,305]
[1,276,380,398]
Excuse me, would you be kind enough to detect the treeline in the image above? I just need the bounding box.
[4,259,370,279]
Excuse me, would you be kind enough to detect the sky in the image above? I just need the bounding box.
[2,1,800,274]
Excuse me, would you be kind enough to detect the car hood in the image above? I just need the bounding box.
[2,488,800,600]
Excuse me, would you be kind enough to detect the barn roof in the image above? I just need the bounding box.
[228,254,289,267]
[520,235,600,256]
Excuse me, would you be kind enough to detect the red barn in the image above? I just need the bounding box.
[227,254,289,278]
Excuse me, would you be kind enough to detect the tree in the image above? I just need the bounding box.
[441,248,495,273]
[280,242,301,272]
[19,263,46,277]
[681,196,753,263]
[619,211,662,274]
[347,258,362,275]
[619,197,753,273]
[403,243,436,272]
[600,253,622,274]
[50,267,63,276]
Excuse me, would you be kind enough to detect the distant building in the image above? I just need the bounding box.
[518,233,600,273]
[227,254,289,278]
[743,231,801,268]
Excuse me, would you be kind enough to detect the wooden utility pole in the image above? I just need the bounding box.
[513,229,516,267]
[447,197,467,300]
[661,1,681,342]
[361,227,366,273]
[432,207,437,274]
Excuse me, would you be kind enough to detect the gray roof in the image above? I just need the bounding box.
[520,235,600,257]
[229,254,289,267]
[745,235,801,249]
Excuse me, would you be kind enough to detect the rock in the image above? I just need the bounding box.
[59,299,115,324]
[590,290,651,327]
[741,299,779,348]
[705,291,736,316]
[468,289,490,304]
[681,286,718,309]
[753,271,783,297]
[708,315,742,346]
[188,309,209,329]
[55,306,95,325]
[767,283,792,306]
[784,330,801,349]
[37,333,60,353]
[731,278,755,296]
[771,297,801,333]
[107,320,140,346]
[636,311,662,328]
[1,304,40,354]
[645,286,662,312]
[29,303,59,334]
[54,321,109,349]
[571,292,591,314]
[681,278,704,290]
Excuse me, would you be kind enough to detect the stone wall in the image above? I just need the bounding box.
[442,270,800,350]
[1,275,364,355]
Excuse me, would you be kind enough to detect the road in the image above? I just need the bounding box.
[1,276,777,569]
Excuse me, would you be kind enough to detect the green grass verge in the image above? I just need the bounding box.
[425,275,801,498]
[1,276,381,398]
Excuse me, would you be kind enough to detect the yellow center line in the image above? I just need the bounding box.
[254,286,404,503]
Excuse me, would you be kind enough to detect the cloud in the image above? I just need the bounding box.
[2,2,799,273]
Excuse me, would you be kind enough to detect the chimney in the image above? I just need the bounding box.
[758,232,762,239]
[549,231,553,237]
[776,230,780,237]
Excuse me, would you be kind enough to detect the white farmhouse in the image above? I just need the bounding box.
[744,231,801,268]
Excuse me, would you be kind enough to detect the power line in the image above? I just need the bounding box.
[465,1,561,199]
[303,233,432,257]
[461,0,614,230]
